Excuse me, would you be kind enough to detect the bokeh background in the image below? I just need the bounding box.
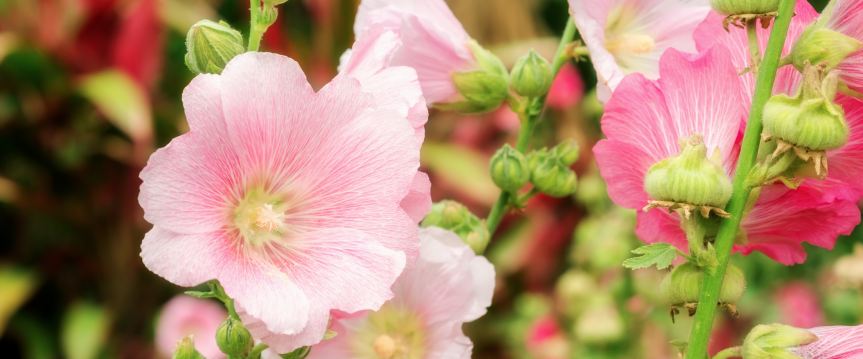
[1,0,859,358]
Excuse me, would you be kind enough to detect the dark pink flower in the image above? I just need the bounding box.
[793,325,863,359]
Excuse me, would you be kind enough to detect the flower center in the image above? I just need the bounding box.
[352,304,425,359]
[233,190,288,246]
[604,33,655,55]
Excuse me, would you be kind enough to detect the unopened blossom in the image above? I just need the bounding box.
[568,0,711,102]
[289,226,495,359]
[695,0,863,199]
[594,45,860,264]
[806,0,863,94]
[349,0,478,104]
[155,295,227,359]
[792,325,863,359]
[140,39,430,352]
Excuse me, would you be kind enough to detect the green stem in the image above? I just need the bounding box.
[685,1,796,358]
[248,343,269,358]
[485,17,578,234]
[746,19,762,73]
[247,0,271,52]
[677,249,697,263]
[517,187,541,204]
[778,54,793,68]
[227,299,241,321]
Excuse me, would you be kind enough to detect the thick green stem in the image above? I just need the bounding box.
[247,0,272,52]
[485,17,577,234]
[685,1,795,358]
[248,343,269,358]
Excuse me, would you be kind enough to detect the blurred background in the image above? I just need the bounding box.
[0,0,859,358]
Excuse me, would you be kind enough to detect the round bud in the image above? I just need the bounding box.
[421,201,490,254]
[530,160,578,198]
[552,139,580,166]
[441,40,510,114]
[659,262,746,306]
[709,0,780,16]
[763,63,849,151]
[644,134,732,208]
[185,20,245,75]
[510,49,554,98]
[216,317,252,355]
[489,144,530,192]
[790,5,862,72]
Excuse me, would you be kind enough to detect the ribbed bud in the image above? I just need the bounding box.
[216,317,252,355]
[510,49,553,98]
[172,336,205,359]
[742,324,819,359]
[437,41,509,114]
[489,144,530,192]
[791,2,862,72]
[527,148,578,197]
[644,134,732,208]
[709,0,780,15]
[553,139,580,166]
[659,262,746,306]
[421,201,490,254]
[185,20,245,75]
[763,62,848,151]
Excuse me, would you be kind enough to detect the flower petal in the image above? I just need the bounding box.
[400,172,432,224]
[140,226,227,287]
[593,139,655,209]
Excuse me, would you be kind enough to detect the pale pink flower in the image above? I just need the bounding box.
[545,63,584,110]
[593,45,861,264]
[155,295,227,359]
[348,0,477,104]
[694,0,863,200]
[793,325,863,359]
[776,282,825,329]
[139,44,430,352]
[817,0,863,95]
[568,0,711,102]
[288,226,496,359]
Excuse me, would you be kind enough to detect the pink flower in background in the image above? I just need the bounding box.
[139,48,429,353]
[694,0,863,200]
[155,295,226,359]
[545,63,584,110]
[568,0,710,102]
[816,0,863,94]
[349,0,477,104]
[776,282,825,329]
[295,227,495,359]
[793,325,863,359]
[593,45,861,264]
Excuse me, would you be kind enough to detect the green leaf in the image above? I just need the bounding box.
[184,291,217,299]
[78,70,152,143]
[623,243,677,270]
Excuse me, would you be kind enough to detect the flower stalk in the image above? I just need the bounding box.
[485,17,577,235]
[685,0,796,357]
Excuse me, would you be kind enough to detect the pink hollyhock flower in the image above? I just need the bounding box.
[289,226,495,359]
[155,295,227,359]
[775,282,825,329]
[694,0,863,200]
[593,45,861,264]
[792,325,863,359]
[567,0,711,102]
[139,43,430,352]
[545,63,585,110]
[349,0,478,104]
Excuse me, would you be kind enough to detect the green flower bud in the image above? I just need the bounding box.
[449,71,509,113]
[791,1,862,72]
[659,262,746,306]
[552,139,580,166]
[531,159,578,197]
[468,39,508,78]
[489,144,530,192]
[763,62,849,151]
[644,134,732,208]
[421,201,490,254]
[510,49,553,98]
[216,317,252,355]
[709,0,780,15]
[185,20,245,75]
[741,324,818,359]
[172,336,205,359]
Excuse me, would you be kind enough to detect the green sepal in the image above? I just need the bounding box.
[184,291,217,299]
[279,346,311,359]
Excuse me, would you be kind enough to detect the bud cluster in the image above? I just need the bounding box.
[526,140,580,197]
[421,200,490,254]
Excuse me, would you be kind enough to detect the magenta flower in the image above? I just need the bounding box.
[568,0,711,102]
[694,0,863,200]
[155,295,227,359]
[593,45,860,264]
[545,63,584,110]
[139,45,429,352]
[793,325,863,359]
[291,227,495,359]
[349,0,478,104]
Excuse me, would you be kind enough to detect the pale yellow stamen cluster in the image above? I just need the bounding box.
[255,203,285,232]
[373,335,396,359]
[605,33,656,55]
